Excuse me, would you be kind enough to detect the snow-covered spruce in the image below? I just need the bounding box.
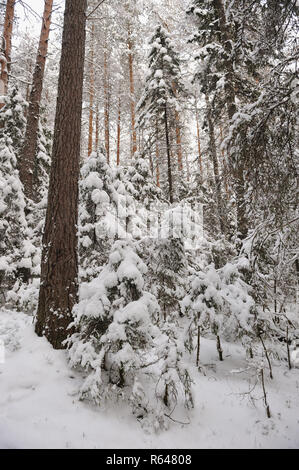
[182,260,256,361]
[0,131,38,301]
[68,239,193,430]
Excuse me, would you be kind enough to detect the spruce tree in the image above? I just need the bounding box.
[138,25,185,203]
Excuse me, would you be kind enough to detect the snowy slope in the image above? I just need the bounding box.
[0,309,298,449]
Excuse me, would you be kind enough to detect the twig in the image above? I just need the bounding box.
[86,0,106,19]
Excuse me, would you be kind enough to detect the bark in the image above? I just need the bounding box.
[95,100,99,152]
[164,102,173,204]
[116,95,121,165]
[219,125,229,194]
[260,369,271,419]
[217,335,223,361]
[206,96,226,233]
[104,49,110,164]
[155,119,160,187]
[172,83,183,171]
[20,0,54,200]
[259,334,273,380]
[87,24,95,157]
[2,0,15,91]
[127,29,137,158]
[174,108,183,171]
[195,99,203,177]
[35,0,87,350]
[196,324,201,367]
[0,52,7,110]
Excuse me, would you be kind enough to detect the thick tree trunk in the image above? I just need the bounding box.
[35,0,87,350]
[164,103,173,204]
[20,0,53,200]
[88,24,95,157]
[128,29,137,158]
[104,49,110,164]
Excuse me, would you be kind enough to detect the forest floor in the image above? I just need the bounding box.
[0,308,298,449]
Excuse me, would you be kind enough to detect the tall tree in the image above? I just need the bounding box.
[0,0,15,107]
[127,26,137,158]
[20,0,54,201]
[87,24,95,157]
[138,25,185,203]
[187,0,250,239]
[35,0,87,349]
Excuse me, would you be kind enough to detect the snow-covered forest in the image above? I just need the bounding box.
[0,0,298,450]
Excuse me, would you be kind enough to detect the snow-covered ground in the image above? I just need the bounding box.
[0,309,298,449]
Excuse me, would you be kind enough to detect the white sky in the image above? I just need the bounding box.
[15,0,65,36]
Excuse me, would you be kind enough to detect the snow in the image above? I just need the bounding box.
[1,309,299,449]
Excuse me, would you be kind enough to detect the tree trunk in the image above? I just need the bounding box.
[35,0,87,350]
[87,24,95,157]
[164,102,173,204]
[128,29,137,158]
[175,108,183,172]
[155,119,160,187]
[104,49,110,164]
[219,125,229,194]
[172,83,183,172]
[196,324,201,367]
[95,100,99,152]
[116,95,121,165]
[20,0,54,200]
[217,335,223,361]
[206,96,226,233]
[195,98,203,178]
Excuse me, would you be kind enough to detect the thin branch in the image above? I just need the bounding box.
[87,0,106,19]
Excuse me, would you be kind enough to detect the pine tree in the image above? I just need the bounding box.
[68,239,193,430]
[35,0,87,349]
[0,85,27,153]
[20,0,54,201]
[79,152,120,280]
[0,134,36,294]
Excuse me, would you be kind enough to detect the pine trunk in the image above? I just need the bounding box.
[95,101,99,152]
[20,0,54,200]
[172,83,183,172]
[35,0,87,350]
[155,119,160,187]
[195,100,203,177]
[116,95,121,165]
[206,96,226,233]
[104,49,110,164]
[164,103,173,204]
[128,30,137,158]
[219,125,229,194]
[2,0,15,90]
[88,24,95,157]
